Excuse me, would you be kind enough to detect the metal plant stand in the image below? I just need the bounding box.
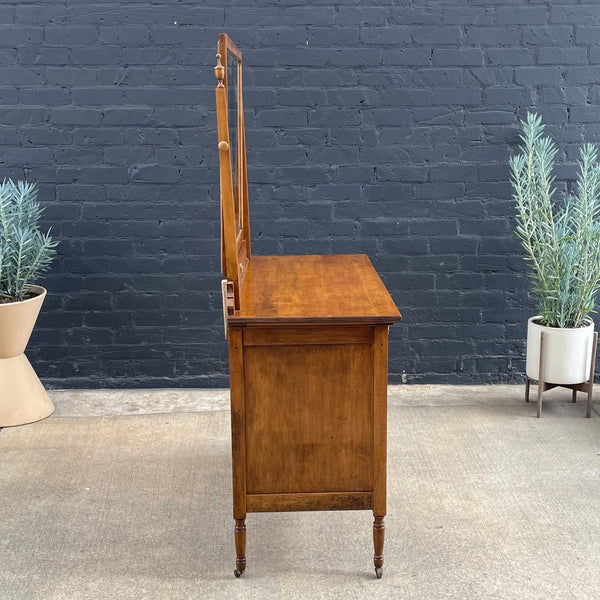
[525,331,598,418]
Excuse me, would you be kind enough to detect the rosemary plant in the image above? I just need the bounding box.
[511,113,600,328]
[0,179,58,302]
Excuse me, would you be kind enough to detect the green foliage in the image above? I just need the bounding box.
[0,179,58,301]
[511,113,600,328]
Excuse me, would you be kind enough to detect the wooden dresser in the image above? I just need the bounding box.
[215,34,402,579]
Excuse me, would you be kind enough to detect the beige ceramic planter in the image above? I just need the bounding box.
[0,285,54,427]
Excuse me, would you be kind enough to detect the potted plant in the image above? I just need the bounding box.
[511,113,600,416]
[0,179,58,427]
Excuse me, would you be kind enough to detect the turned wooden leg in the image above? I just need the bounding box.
[373,515,384,579]
[234,518,246,577]
[537,332,545,418]
[586,332,598,419]
[525,377,531,403]
[572,389,577,403]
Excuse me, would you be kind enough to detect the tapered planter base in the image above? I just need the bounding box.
[0,353,54,427]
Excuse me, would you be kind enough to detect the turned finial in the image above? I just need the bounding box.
[215,53,225,87]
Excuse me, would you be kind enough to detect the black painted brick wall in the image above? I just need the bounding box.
[1,1,599,387]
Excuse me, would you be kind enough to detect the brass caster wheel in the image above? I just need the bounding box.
[375,567,383,579]
[234,569,244,578]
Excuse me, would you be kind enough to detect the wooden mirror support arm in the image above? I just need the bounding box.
[215,42,250,314]
[215,53,240,310]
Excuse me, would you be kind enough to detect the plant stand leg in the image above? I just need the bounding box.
[373,515,384,579]
[525,377,531,403]
[586,332,598,419]
[537,332,545,418]
[572,389,577,403]
[234,518,246,577]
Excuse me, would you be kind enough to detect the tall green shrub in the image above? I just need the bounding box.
[511,113,600,328]
[0,179,58,301]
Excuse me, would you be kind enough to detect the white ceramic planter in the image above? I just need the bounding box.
[0,286,54,427]
[526,316,595,384]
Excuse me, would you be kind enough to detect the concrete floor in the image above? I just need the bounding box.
[1,385,599,600]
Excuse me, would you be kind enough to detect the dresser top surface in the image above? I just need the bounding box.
[229,254,401,325]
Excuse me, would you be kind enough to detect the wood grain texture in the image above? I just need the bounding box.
[247,492,372,512]
[215,78,238,301]
[372,326,388,516]
[243,325,373,346]
[244,342,374,494]
[230,254,402,325]
[228,328,246,519]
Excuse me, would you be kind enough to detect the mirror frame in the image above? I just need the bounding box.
[215,34,250,312]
